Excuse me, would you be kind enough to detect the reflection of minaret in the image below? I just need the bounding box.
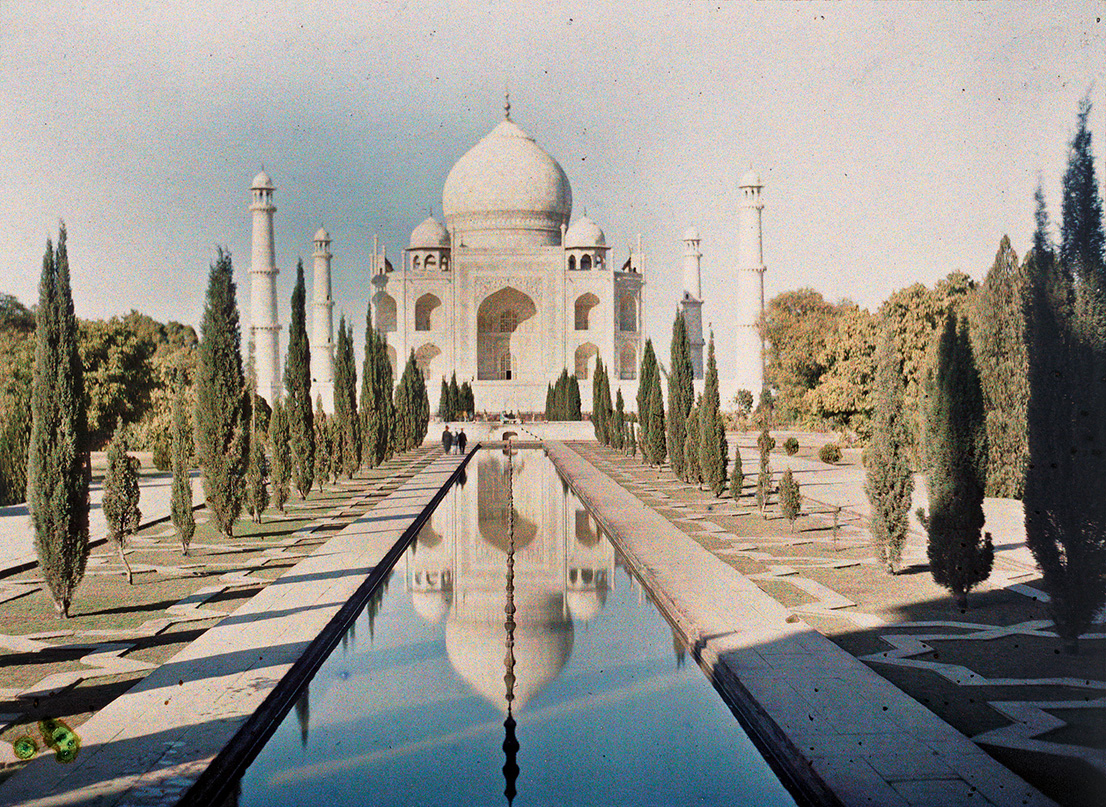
[679,227,705,380]
[502,449,519,807]
[311,228,335,413]
[295,686,310,748]
[734,169,766,402]
[249,170,281,406]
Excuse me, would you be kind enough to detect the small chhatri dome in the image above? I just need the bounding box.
[314,227,330,242]
[410,216,450,249]
[740,168,762,188]
[252,169,274,190]
[683,226,700,242]
[442,113,572,249]
[564,215,606,249]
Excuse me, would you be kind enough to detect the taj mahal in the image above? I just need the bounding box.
[247,101,767,415]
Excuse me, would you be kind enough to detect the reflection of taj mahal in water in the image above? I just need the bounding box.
[403,450,615,712]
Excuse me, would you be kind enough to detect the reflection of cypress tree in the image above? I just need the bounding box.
[672,628,686,669]
[294,687,310,749]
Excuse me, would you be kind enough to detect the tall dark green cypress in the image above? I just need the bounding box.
[269,397,291,512]
[684,403,701,487]
[668,311,694,480]
[460,380,474,419]
[756,429,775,514]
[314,395,331,486]
[592,359,605,441]
[1024,107,1106,653]
[449,373,461,421]
[729,443,744,502]
[647,373,666,466]
[637,339,658,433]
[611,388,625,450]
[245,391,269,523]
[334,317,360,477]
[924,313,992,609]
[699,334,726,495]
[29,226,90,617]
[102,419,139,583]
[438,378,451,421]
[1060,96,1105,291]
[865,324,914,573]
[170,385,195,554]
[194,247,250,538]
[285,259,314,497]
[971,236,1029,498]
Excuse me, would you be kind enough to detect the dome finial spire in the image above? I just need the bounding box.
[504,87,511,120]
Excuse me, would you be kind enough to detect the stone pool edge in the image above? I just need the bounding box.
[545,441,1056,807]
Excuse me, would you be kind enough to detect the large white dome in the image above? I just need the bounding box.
[442,117,572,249]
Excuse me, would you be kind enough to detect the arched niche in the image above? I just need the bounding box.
[476,287,537,381]
[574,342,598,380]
[415,292,443,332]
[414,342,441,381]
[619,343,637,380]
[373,291,397,333]
[618,292,637,333]
[574,292,599,331]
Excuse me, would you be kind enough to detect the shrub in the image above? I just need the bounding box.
[779,468,801,531]
[819,443,841,464]
[783,437,799,456]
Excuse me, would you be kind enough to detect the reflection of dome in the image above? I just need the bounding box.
[412,590,452,624]
[566,589,606,623]
[410,216,450,249]
[564,216,605,249]
[446,589,573,713]
[442,117,572,249]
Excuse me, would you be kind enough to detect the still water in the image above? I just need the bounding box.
[235,448,798,807]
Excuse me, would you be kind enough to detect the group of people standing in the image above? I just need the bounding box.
[441,425,468,454]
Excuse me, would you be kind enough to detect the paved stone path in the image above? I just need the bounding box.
[0,450,467,807]
[549,441,1058,807]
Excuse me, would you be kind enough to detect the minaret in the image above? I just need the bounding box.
[734,169,766,403]
[311,227,335,413]
[249,170,281,406]
[679,227,705,380]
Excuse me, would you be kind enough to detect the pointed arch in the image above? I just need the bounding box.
[415,292,442,331]
[414,342,441,381]
[476,286,537,381]
[574,292,600,331]
[618,292,638,332]
[619,343,637,380]
[373,291,397,333]
[574,342,599,380]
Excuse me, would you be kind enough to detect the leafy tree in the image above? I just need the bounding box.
[865,324,914,573]
[29,225,90,618]
[103,420,140,583]
[245,392,269,522]
[730,442,744,501]
[668,310,694,479]
[285,259,314,498]
[969,236,1029,498]
[1024,106,1106,653]
[779,469,801,532]
[79,315,159,448]
[684,403,701,487]
[805,304,879,438]
[735,389,754,419]
[611,388,625,450]
[170,385,194,554]
[269,397,291,512]
[334,317,360,477]
[761,289,840,423]
[756,429,775,515]
[924,313,992,609]
[698,334,726,494]
[194,248,251,538]
[0,320,34,505]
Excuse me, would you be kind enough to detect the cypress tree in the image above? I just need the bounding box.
[568,373,582,420]
[756,428,775,515]
[1024,109,1106,652]
[1060,96,1105,290]
[269,397,290,512]
[102,419,139,583]
[684,404,701,486]
[668,310,694,479]
[699,334,726,495]
[438,378,451,421]
[545,383,554,420]
[285,259,314,498]
[327,414,343,483]
[730,443,744,502]
[865,324,915,573]
[334,317,360,477]
[245,392,269,523]
[412,352,430,444]
[592,359,605,441]
[628,421,637,457]
[194,247,250,538]
[170,385,195,554]
[924,313,992,609]
[647,372,666,466]
[971,236,1029,498]
[611,388,625,450]
[779,469,801,532]
[637,339,657,425]
[460,380,474,420]
[29,226,90,618]
[314,396,330,486]
[449,373,461,421]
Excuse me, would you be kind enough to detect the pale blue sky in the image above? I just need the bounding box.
[0,1,1100,378]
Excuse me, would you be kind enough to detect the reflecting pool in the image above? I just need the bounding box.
[233,448,798,807]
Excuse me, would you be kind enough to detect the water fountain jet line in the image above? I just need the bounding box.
[502,446,519,805]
